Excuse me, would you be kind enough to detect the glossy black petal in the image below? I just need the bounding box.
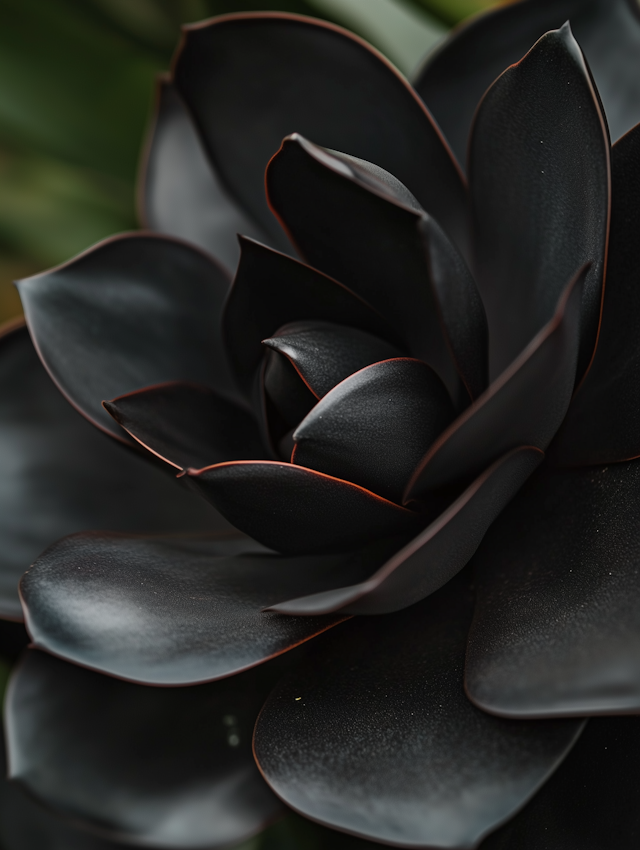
[104,381,264,471]
[20,531,358,685]
[467,459,640,717]
[187,461,421,554]
[262,348,317,434]
[223,237,399,396]
[415,0,640,169]
[0,735,133,850]
[138,77,272,272]
[263,321,403,399]
[469,23,609,379]
[6,649,283,847]
[0,324,223,621]
[407,266,584,499]
[268,446,542,615]
[480,717,640,849]
[553,123,640,465]
[174,13,467,254]
[255,574,583,848]
[18,233,241,441]
[267,135,486,405]
[292,358,454,504]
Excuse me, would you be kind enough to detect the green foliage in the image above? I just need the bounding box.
[407,0,496,26]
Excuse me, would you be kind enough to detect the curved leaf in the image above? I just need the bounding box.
[263,320,403,399]
[407,265,584,499]
[266,135,486,404]
[222,237,399,396]
[268,446,542,615]
[255,574,583,848]
[18,233,241,441]
[138,78,273,273]
[553,122,640,465]
[6,649,283,848]
[467,458,640,718]
[19,531,355,685]
[469,23,609,379]
[0,323,223,621]
[173,13,467,253]
[415,0,640,168]
[104,381,265,471]
[292,358,454,503]
[186,461,421,554]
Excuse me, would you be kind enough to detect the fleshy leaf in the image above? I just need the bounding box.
[263,320,403,399]
[104,381,264,471]
[552,122,640,465]
[267,446,542,615]
[292,358,454,503]
[174,13,467,253]
[138,78,274,272]
[254,574,583,848]
[186,461,421,554]
[415,0,640,169]
[223,237,399,396]
[19,531,356,685]
[266,135,486,405]
[6,649,283,847]
[0,323,223,621]
[407,265,584,499]
[18,233,242,441]
[480,717,640,849]
[467,459,640,718]
[469,23,609,379]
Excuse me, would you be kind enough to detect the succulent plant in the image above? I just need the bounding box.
[2,1,640,847]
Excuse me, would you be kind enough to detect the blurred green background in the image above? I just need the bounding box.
[0,0,496,324]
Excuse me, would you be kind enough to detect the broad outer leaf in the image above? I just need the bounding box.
[467,459,640,717]
[267,446,542,615]
[407,265,584,499]
[469,24,609,379]
[480,717,640,849]
[18,232,241,441]
[6,649,283,848]
[20,531,358,685]
[266,135,486,405]
[254,574,583,848]
[263,321,403,399]
[223,237,399,396]
[174,13,468,255]
[0,323,223,621]
[553,123,640,465]
[292,358,455,503]
[415,0,640,169]
[104,381,264,471]
[138,77,273,272]
[186,461,421,554]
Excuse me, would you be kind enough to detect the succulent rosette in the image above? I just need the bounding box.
[3,0,640,847]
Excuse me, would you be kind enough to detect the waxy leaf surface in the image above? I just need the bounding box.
[139,78,272,272]
[187,461,421,554]
[416,0,640,168]
[553,122,640,465]
[18,233,240,440]
[255,575,583,848]
[174,13,467,252]
[0,324,222,620]
[104,381,264,471]
[293,358,454,503]
[469,24,609,379]
[267,135,485,405]
[20,531,357,685]
[467,459,640,717]
[268,446,542,615]
[6,649,283,848]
